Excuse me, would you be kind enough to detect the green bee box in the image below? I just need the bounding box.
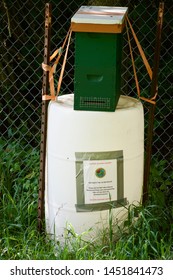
[71,6,128,111]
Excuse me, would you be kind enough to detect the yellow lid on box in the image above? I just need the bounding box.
[71,6,128,33]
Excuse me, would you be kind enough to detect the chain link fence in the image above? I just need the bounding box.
[0,0,172,188]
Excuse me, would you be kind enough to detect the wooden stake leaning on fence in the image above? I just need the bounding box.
[126,2,164,203]
[38,3,52,232]
[143,2,164,204]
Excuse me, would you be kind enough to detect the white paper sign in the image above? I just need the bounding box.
[83,159,117,204]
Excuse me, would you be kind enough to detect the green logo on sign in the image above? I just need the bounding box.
[95,168,106,178]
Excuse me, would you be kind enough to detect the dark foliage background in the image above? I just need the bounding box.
[0,0,172,185]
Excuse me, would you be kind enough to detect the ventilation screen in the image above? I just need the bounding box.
[80,97,111,109]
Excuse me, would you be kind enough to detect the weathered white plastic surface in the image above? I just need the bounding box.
[45,94,144,241]
[71,6,128,25]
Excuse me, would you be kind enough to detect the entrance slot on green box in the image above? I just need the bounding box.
[71,6,128,112]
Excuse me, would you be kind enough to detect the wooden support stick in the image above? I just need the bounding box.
[143,2,164,204]
[38,3,52,232]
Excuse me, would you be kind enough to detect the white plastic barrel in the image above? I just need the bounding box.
[45,94,144,241]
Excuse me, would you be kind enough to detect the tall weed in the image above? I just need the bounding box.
[0,140,172,259]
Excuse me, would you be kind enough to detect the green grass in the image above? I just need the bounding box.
[0,139,173,260]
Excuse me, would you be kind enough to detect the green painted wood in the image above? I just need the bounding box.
[74,32,123,111]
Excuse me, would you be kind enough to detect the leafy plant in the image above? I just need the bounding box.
[0,139,173,259]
